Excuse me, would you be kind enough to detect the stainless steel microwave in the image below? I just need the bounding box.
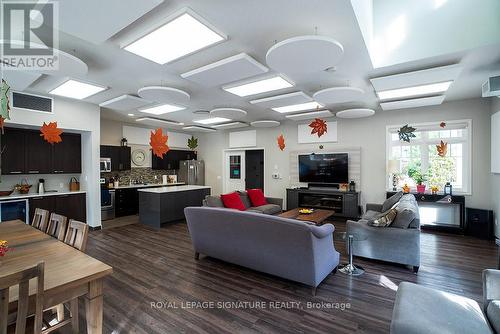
[100,158,111,172]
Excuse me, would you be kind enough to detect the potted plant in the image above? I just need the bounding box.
[407,165,427,194]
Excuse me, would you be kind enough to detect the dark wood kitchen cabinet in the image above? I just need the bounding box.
[52,133,81,174]
[29,193,86,222]
[152,149,197,170]
[1,127,82,175]
[100,145,131,171]
[1,128,26,175]
[115,188,138,217]
[25,130,53,174]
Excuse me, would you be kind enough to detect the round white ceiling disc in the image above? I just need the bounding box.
[336,108,375,119]
[210,108,247,119]
[313,87,364,104]
[266,35,344,74]
[138,86,190,104]
[250,120,280,128]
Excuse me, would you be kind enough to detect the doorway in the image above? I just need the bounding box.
[223,149,265,193]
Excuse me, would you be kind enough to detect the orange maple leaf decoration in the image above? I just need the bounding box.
[440,121,446,128]
[309,118,328,138]
[0,117,5,134]
[436,140,448,157]
[150,128,169,158]
[277,134,285,151]
[40,122,63,144]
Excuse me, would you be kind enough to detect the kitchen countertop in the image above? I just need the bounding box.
[138,185,211,194]
[0,190,87,201]
[110,182,185,190]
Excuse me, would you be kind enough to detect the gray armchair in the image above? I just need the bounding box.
[391,269,500,333]
[346,194,421,272]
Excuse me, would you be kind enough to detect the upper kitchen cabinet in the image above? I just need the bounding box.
[52,133,82,174]
[1,128,26,175]
[100,145,131,171]
[1,127,82,175]
[151,149,197,170]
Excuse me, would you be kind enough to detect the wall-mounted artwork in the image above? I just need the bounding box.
[298,121,337,143]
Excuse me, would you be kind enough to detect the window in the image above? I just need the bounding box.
[386,120,471,194]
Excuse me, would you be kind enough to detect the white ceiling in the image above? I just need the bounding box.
[14,0,500,129]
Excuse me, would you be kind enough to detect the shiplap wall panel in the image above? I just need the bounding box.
[289,147,361,189]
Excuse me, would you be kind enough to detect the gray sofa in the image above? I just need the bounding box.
[346,194,420,272]
[203,191,283,215]
[184,206,340,294]
[391,269,500,333]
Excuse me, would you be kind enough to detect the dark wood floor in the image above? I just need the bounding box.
[69,218,497,333]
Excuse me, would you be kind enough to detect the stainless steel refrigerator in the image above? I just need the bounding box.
[178,160,205,185]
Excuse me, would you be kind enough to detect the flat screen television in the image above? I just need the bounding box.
[298,153,348,184]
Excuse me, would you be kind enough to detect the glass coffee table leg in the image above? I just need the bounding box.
[339,234,365,276]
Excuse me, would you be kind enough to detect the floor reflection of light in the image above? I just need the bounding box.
[379,275,398,291]
[420,207,438,225]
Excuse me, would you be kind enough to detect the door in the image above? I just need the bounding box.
[224,150,245,193]
[245,149,264,190]
[1,128,26,175]
[25,130,52,174]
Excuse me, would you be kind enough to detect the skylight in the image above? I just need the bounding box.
[272,101,323,113]
[138,104,185,115]
[377,81,452,101]
[223,76,293,97]
[194,117,230,125]
[49,80,106,100]
[123,11,225,64]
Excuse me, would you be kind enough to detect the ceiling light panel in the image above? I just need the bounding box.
[194,117,231,125]
[377,81,452,101]
[285,110,333,121]
[250,91,312,108]
[139,103,185,115]
[123,11,226,64]
[223,75,293,97]
[99,94,150,111]
[380,95,445,111]
[181,53,268,86]
[273,101,323,113]
[49,80,106,99]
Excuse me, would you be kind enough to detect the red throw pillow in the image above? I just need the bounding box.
[220,192,246,211]
[246,189,267,207]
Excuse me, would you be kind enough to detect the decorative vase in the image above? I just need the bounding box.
[416,184,426,194]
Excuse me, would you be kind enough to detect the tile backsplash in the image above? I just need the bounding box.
[101,167,177,185]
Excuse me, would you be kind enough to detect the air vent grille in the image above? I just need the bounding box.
[12,92,53,113]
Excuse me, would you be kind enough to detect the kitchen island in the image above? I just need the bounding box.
[138,185,211,229]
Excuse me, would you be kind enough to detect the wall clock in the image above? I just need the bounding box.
[132,149,146,166]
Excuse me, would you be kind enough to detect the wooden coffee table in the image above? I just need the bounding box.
[279,208,334,225]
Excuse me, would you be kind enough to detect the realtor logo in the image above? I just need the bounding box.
[1,0,59,70]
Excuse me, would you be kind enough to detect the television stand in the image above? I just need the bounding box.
[308,183,340,191]
[286,188,360,219]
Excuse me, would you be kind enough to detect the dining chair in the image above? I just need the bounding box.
[46,213,68,241]
[63,220,89,252]
[0,262,44,334]
[31,209,50,233]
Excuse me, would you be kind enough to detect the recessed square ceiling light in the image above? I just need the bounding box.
[123,10,225,64]
[272,101,323,113]
[136,117,184,126]
[377,81,452,101]
[138,104,185,115]
[194,117,231,125]
[183,126,217,132]
[223,75,293,97]
[49,79,106,99]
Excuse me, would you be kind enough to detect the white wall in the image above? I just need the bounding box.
[7,97,101,227]
[491,97,500,238]
[198,98,492,211]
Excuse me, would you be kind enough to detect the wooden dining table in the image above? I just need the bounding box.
[0,220,112,333]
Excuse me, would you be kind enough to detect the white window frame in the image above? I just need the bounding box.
[386,119,472,195]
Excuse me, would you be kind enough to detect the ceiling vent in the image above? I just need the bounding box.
[12,92,53,113]
[482,76,500,97]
